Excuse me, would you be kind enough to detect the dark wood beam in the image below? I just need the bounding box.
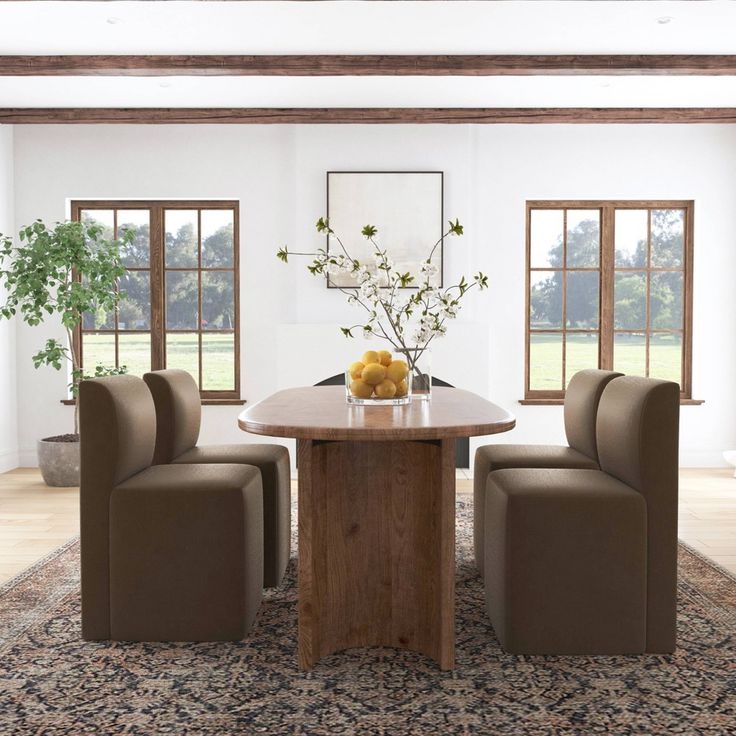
[1,108,735,124]
[2,55,736,77]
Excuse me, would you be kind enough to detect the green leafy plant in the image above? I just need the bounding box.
[0,219,133,435]
[277,217,488,385]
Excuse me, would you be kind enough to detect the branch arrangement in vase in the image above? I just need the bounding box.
[276,217,488,387]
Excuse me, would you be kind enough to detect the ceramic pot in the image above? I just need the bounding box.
[37,437,80,487]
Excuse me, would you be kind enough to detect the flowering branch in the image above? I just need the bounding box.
[276,217,488,378]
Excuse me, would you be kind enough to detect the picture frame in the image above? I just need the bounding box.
[325,171,444,289]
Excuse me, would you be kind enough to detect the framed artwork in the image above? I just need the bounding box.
[326,171,444,289]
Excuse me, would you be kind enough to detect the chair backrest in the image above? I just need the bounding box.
[596,375,680,652]
[143,369,202,464]
[564,369,623,461]
[79,374,157,639]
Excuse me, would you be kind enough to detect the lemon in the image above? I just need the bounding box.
[377,350,393,366]
[348,361,365,380]
[374,379,397,399]
[361,362,386,386]
[349,379,374,399]
[386,360,409,384]
[361,350,380,365]
[395,379,408,397]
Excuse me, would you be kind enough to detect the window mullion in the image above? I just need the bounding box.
[599,205,615,370]
[197,209,203,390]
[561,209,567,389]
[645,209,652,378]
[113,209,120,369]
[150,206,165,370]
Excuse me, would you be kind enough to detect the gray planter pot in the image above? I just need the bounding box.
[37,438,80,487]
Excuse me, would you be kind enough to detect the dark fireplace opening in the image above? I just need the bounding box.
[314,374,470,469]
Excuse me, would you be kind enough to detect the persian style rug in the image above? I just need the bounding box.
[0,500,734,735]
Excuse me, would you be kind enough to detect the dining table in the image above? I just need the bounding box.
[238,385,515,670]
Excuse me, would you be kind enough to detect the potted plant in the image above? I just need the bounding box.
[0,219,132,486]
[277,217,488,402]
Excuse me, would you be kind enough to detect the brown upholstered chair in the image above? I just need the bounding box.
[483,376,679,655]
[473,369,622,574]
[80,374,264,642]
[143,369,291,588]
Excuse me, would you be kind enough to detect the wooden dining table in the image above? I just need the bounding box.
[238,385,515,670]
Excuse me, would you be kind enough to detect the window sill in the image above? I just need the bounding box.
[61,398,246,406]
[519,398,704,406]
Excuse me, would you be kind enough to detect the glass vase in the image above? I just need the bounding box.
[397,346,432,401]
[345,365,412,406]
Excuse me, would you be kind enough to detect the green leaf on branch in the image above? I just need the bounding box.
[340,327,354,338]
[398,272,414,287]
[448,218,464,236]
[316,217,332,234]
[361,224,377,238]
[276,247,289,263]
[32,338,68,371]
[475,272,489,289]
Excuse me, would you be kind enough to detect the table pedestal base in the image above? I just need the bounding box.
[297,438,456,670]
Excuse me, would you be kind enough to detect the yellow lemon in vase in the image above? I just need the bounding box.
[395,378,408,397]
[377,350,393,366]
[374,379,397,399]
[386,359,409,385]
[361,362,386,386]
[348,361,365,380]
[349,379,374,399]
[361,350,380,365]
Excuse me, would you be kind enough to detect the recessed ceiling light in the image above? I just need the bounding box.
[159,81,172,88]
[599,81,612,89]
[656,16,674,25]
[106,17,122,25]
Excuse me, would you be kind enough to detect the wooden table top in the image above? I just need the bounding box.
[238,386,515,441]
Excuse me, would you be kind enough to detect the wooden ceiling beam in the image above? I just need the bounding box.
[2,108,735,124]
[1,55,736,77]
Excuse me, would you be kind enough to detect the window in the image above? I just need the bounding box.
[525,201,694,401]
[72,200,240,401]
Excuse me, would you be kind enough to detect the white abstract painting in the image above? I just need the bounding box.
[326,172,443,289]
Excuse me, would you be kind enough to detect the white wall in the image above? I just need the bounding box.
[10,124,736,468]
[0,125,18,472]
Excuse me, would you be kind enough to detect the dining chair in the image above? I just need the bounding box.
[143,369,291,587]
[79,374,264,641]
[473,369,621,574]
[483,375,679,654]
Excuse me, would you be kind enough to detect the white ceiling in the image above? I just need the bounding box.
[3,75,736,109]
[0,1,735,55]
[0,1,735,109]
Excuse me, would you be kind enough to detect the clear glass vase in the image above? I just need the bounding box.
[345,364,412,406]
[397,346,432,401]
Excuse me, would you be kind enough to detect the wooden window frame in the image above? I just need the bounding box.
[71,199,241,404]
[524,199,698,404]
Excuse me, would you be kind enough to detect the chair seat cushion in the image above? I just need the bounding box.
[116,462,261,494]
[473,444,598,574]
[173,443,288,468]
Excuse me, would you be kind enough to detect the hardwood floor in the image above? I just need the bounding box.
[0,467,734,586]
[0,468,79,585]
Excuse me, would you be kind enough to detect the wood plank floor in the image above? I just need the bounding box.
[0,467,734,586]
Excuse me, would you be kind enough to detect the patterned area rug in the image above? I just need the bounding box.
[1,500,735,736]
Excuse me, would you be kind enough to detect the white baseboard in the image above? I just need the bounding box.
[18,447,38,468]
[679,451,730,468]
[0,448,20,474]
